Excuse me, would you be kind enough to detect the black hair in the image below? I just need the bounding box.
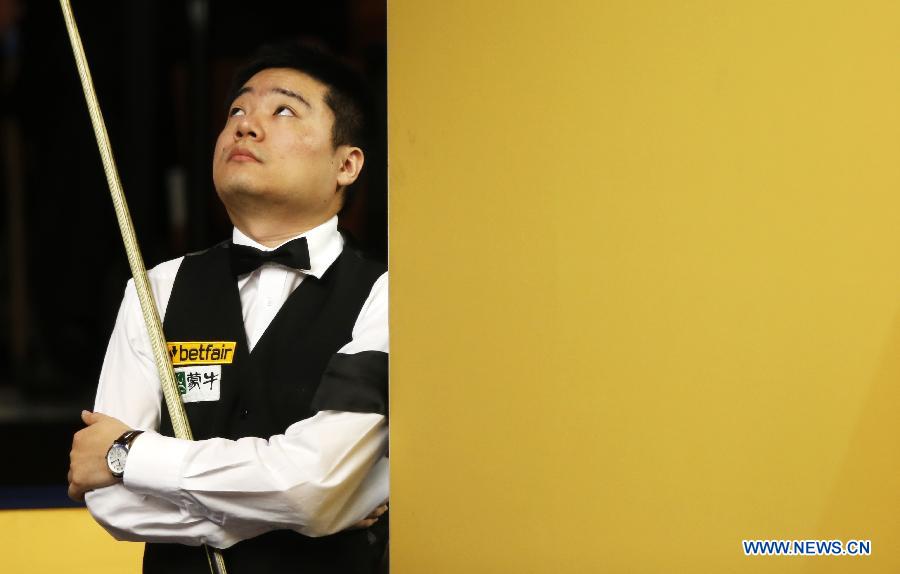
[226,42,371,151]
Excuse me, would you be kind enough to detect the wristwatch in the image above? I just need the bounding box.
[106,430,144,479]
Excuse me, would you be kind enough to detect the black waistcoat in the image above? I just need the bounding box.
[143,241,388,574]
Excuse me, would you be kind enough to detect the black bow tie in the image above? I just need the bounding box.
[229,236,311,277]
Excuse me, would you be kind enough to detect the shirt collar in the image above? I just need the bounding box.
[231,215,343,279]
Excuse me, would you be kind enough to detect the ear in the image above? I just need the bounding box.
[336,146,365,188]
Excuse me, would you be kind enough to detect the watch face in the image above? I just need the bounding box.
[107,443,128,475]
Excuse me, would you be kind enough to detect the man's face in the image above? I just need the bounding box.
[212,68,348,220]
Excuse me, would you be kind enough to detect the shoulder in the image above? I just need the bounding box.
[337,239,388,280]
[353,250,387,322]
[369,271,388,298]
[142,256,186,291]
[120,255,186,321]
[135,240,230,294]
[148,256,186,282]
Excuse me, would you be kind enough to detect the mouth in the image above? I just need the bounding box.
[228,148,260,163]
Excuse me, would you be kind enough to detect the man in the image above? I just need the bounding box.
[67,43,389,573]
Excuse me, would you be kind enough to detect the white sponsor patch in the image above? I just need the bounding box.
[174,365,222,403]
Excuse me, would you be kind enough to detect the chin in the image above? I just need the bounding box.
[219,184,298,216]
[216,175,269,198]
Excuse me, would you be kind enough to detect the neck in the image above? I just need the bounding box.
[231,213,334,248]
[219,188,344,247]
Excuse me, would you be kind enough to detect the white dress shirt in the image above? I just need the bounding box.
[85,216,389,549]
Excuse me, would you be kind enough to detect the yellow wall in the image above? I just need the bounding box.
[389,1,900,572]
[0,509,142,572]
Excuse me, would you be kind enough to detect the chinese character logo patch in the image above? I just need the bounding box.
[174,364,222,403]
[167,341,235,403]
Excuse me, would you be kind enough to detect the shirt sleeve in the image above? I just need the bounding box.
[86,270,390,548]
[312,271,389,415]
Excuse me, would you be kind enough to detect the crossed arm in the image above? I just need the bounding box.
[68,409,388,548]
[68,270,390,549]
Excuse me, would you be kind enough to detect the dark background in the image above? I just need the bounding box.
[0,0,386,508]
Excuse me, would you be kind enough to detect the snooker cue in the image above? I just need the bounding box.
[57,2,228,572]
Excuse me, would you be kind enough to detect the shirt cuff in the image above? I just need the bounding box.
[124,431,191,498]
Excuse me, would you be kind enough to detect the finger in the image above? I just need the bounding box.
[81,410,94,425]
[347,516,380,530]
[67,483,84,502]
[365,505,382,519]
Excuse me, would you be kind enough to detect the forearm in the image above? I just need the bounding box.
[85,485,251,548]
[123,411,389,538]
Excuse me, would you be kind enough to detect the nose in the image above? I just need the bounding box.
[234,113,263,141]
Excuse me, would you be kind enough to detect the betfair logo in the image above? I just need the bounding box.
[167,341,236,365]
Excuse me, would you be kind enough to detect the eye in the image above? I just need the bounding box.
[229,107,245,117]
[275,105,296,117]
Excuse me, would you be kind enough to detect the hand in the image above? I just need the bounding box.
[67,410,131,501]
[348,503,388,530]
